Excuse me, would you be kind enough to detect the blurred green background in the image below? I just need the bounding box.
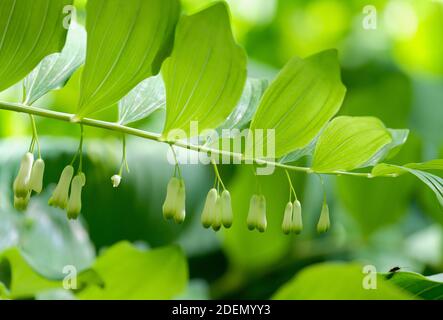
[1,0,443,300]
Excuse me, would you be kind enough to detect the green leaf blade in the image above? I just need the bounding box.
[250,49,346,158]
[312,116,393,173]
[77,0,180,118]
[0,0,72,92]
[162,2,247,138]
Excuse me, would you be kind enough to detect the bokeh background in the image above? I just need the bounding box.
[0,0,442,299]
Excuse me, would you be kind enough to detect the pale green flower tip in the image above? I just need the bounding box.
[212,195,222,231]
[291,200,303,234]
[111,175,122,188]
[282,202,293,235]
[317,203,330,234]
[13,152,34,198]
[246,195,259,231]
[29,159,45,194]
[14,194,30,212]
[162,177,181,220]
[221,190,233,228]
[201,188,218,228]
[49,165,75,209]
[256,195,267,232]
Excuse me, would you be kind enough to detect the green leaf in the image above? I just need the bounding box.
[250,50,346,158]
[273,263,415,300]
[77,0,180,118]
[118,75,166,125]
[161,2,247,138]
[76,242,188,300]
[384,271,443,300]
[312,116,392,173]
[23,21,86,105]
[0,0,72,92]
[362,129,409,167]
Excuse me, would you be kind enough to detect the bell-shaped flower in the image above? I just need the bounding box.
[173,180,186,224]
[14,193,31,212]
[221,190,233,229]
[67,173,86,220]
[48,165,74,209]
[247,195,260,230]
[162,177,180,220]
[256,195,267,233]
[317,202,330,234]
[13,152,34,198]
[282,202,293,235]
[29,158,45,194]
[212,195,222,231]
[201,188,217,228]
[111,175,122,188]
[291,200,303,234]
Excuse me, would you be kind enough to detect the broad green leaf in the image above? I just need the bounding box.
[77,0,180,118]
[118,75,166,125]
[362,129,409,167]
[406,159,443,171]
[0,0,72,92]
[372,160,443,177]
[250,50,346,158]
[77,242,188,300]
[312,116,392,173]
[23,21,86,105]
[273,263,414,300]
[384,272,443,300]
[219,78,268,130]
[161,2,247,138]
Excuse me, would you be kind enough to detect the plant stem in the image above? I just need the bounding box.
[0,101,377,179]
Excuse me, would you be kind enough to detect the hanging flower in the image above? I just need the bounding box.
[221,190,233,229]
[173,180,186,224]
[282,202,293,235]
[29,158,45,194]
[111,174,122,188]
[162,177,180,220]
[13,152,34,198]
[317,202,330,233]
[67,173,86,220]
[247,195,260,231]
[48,165,74,209]
[212,195,222,231]
[201,188,218,228]
[256,195,267,233]
[291,200,303,234]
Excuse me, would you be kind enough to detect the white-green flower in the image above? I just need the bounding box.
[256,195,267,233]
[247,195,260,230]
[201,188,218,228]
[162,177,180,220]
[317,202,330,234]
[67,173,86,220]
[111,174,122,188]
[174,180,186,224]
[291,200,303,234]
[282,202,293,235]
[212,195,222,231]
[221,190,233,229]
[13,152,34,198]
[48,165,74,209]
[29,158,45,194]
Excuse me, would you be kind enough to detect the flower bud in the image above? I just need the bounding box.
[111,175,122,188]
[247,195,259,230]
[317,202,330,234]
[221,190,233,229]
[14,193,30,212]
[291,200,303,234]
[48,165,74,209]
[201,188,217,228]
[282,202,293,235]
[256,195,267,233]
[212,195,222,231]
[174,180,186,224]
[13,153,34,198]
[67,173,86,220]
[29,159,45,194]
[162,177,180,220]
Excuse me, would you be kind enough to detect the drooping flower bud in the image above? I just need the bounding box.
[111,175,122,188]
[317,202,330,234]
[282,202,293,235]
[256,195,267,233]
[29,159,45,194]
[162,177,180,220]
[14,193,31,212]
[13,153,34,198]
[201,188,217,228]
[211,195,223,231]
[48,165,74,209]
[221,190,233,229]
[174,180,186,224]
[291,200,303,234]
[247,195,259,230]
[67,173,86,220]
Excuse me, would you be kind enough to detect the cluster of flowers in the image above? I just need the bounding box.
[162,177,186,224]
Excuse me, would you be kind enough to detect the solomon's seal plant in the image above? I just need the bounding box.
[0,0,442,236]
